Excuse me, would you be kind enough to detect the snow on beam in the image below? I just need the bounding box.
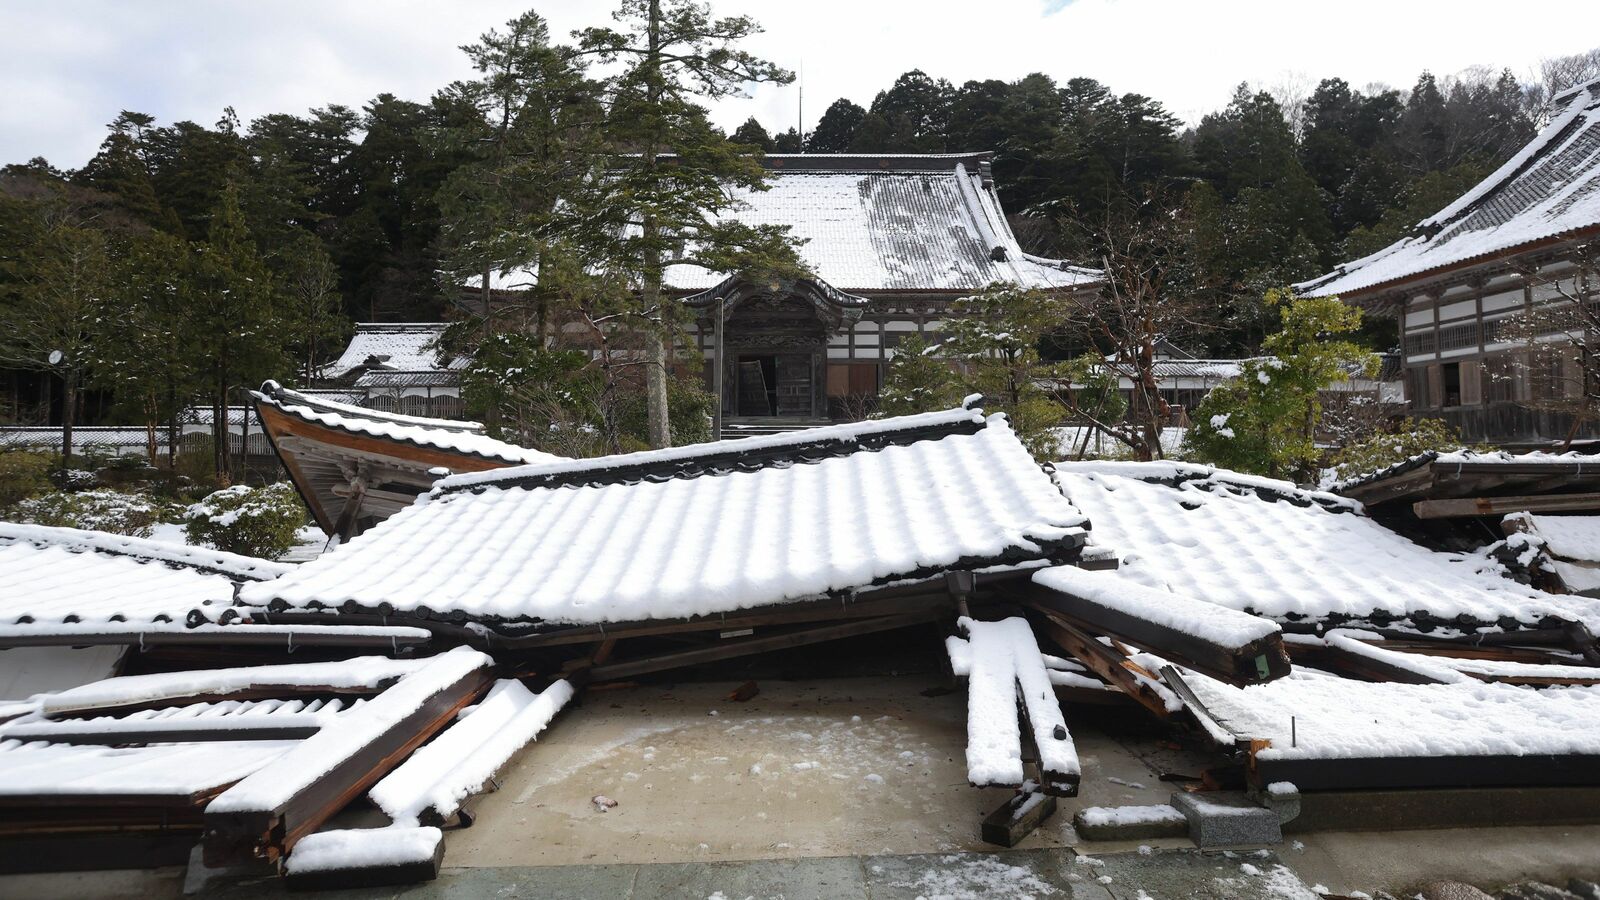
[959,617,1080,796]
[0,623,433,650]
[284,826,444,891]
[41,657,426,716]
[368,678,574,826]
[1025,566,1290,687]
[203,647,494,866]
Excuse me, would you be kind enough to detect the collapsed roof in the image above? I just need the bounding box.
[1052,461,1600,633]
[253,381,563,536]
[322,324,465,382]
[1299,78,1600,300]
[243,402,1089,625]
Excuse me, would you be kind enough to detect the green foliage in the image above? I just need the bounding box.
[876,284,1067,460]
[1187,289,1379,481]
[15,489,172,537]
[183,482,306,560]
[1330,417,1464,484]
[877,336,962,418]
[461,331,605,455]
[0,451,55,509]
[612,377,715,451]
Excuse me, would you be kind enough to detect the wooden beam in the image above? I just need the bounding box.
[1032,612,1171,720]
[1285,640,1454,685]
[0,719,324,745]
[202,665,493,866]
[0,628,430,650]
[583,613,934,683]
[1414,492,1600,519]
[980,787,1058,848]
[1016,581,1290,687]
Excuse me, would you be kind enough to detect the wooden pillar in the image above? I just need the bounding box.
[711,300,725,440]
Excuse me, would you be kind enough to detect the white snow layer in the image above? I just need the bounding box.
[247,411,1087,624]
[0,739,298,797]
[286,826,442,874]
[960,617,1079,787]
[1053,462,1600,630]
[1032,565,1280,648]
[1076,804,1187,827]
[1179,666,1600,761]
[42,656,423,714]
[0,521,286,630]
[369,678,573,823]
[209,647,491,814]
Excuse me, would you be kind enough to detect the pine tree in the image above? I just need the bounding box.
[569,0,805,448]
[730,117,775,152]
[877,335,960,417]
[806,99,864,153]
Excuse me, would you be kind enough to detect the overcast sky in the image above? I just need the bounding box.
[4,0,1599,168]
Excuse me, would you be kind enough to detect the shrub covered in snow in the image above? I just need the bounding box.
[13,489,171,536]
[184,482,307,559]
[0,451,55,509]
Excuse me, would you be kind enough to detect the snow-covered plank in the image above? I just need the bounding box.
[204,647,493,865]
[368,678,574,824]
[41,656,423,716]
[1028,565,1289,686]
[0,740,298,802]
[0,712,333,745]
[959,617,1080,796]
[284,826,444,890]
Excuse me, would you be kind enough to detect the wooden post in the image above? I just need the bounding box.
[712,298,725,440]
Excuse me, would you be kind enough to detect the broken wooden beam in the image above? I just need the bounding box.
[1033,611,1174,721]
[1414,492,1600,519]
[203,648,494,866]
[1021,567,1290,686]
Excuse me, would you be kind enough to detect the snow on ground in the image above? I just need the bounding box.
[889,853,1060,899]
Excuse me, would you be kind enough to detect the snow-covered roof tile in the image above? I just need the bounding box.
[1300,79,1600,299]
[243,405,1088,625]
[1052,461,1600,631]
[323,324,464,380]
[255,382,562,467]
[0,522,288,631]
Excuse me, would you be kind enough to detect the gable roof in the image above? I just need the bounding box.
[1052,461,1600,632]
[1299,78,1600,300]
[323,324,463,381]
[241,404,1089,625]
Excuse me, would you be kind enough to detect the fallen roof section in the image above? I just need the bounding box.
[1505,512,1600,596]
[322,323,464,381]
[1298,78,1600,300]
[1332,448,1600,510]
[253,380,563,536]
[245,404,1088,626]
[0,523,287,641]
[1053,460,1600,633]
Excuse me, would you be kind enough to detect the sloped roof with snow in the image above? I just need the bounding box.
[0,523,288,632]
[254,382,563,467]
[323,324,464,380]
[1300,79,1600,299]
[243,404,1089,625]
[1052,461,1600,631]
[485,154,1101,296]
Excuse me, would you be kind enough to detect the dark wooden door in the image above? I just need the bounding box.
[775,354,812,417]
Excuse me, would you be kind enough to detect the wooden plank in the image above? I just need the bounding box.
[1253,753,1600,792]
[202,665,493,866]
[584,613,935,683]
[1033,613,1171,720]
[1414,492,1600,519]
[0,830,199,874]
[980,788,1058,848]
[1285,641,1453,685]
[0,720,324,745]
[0,629,430,650]
[1017,581,1290,687]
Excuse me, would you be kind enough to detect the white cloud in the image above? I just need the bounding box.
[3,0,1598,167]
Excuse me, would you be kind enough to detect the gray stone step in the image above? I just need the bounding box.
[1169,790,1283,848]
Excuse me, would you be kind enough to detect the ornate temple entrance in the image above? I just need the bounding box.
[687,276,867,431]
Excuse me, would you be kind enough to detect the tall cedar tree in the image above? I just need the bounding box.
[0,190,112,463]
[437,12,598,344]
[572,0,804,447]
[187,181,288,479]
